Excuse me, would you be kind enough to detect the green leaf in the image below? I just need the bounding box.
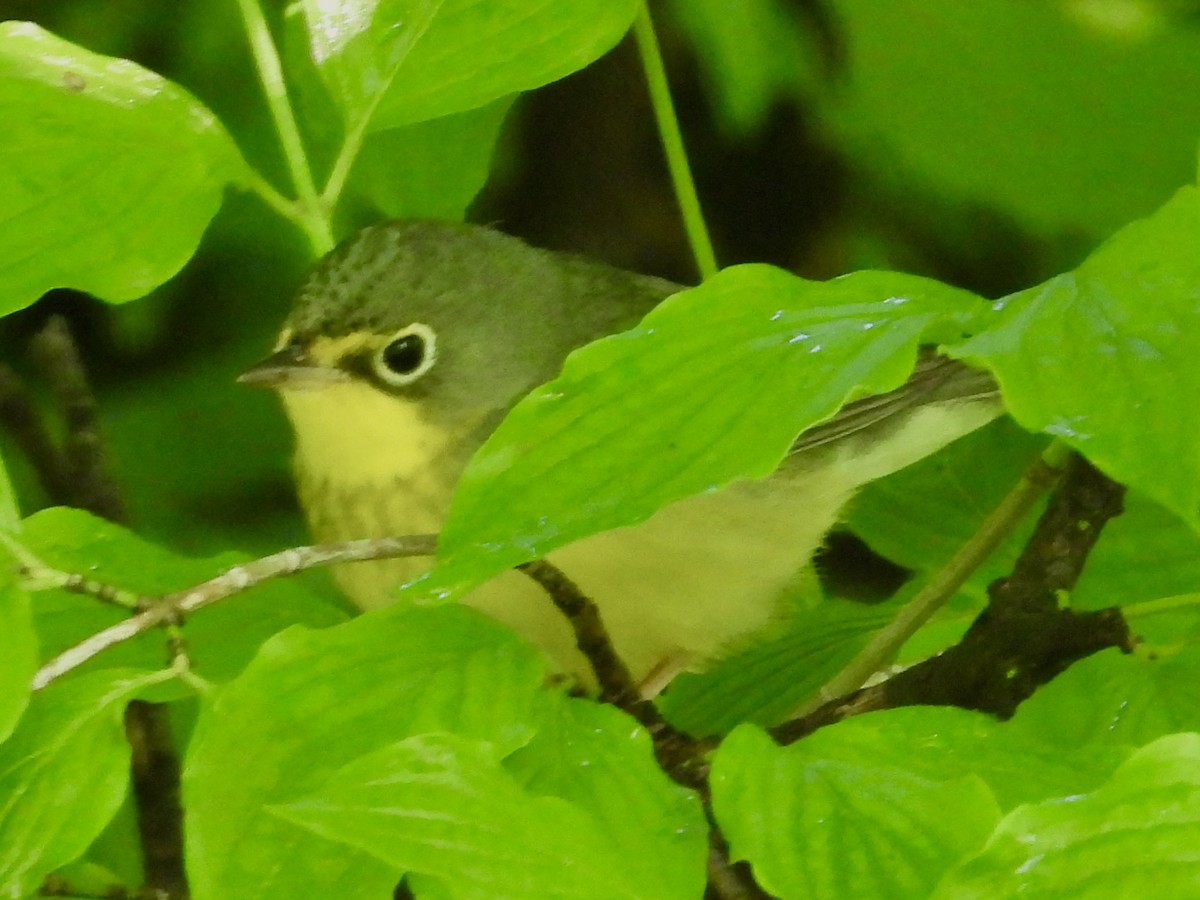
[1072,492,1200,613]
[299,0,442,126]
[0,668,164,897]
[505,698,707,897]
[21,508,346,684]
[824,0,1200,235]
[184,604,545,900]
[348,98,513,219]
[424,264,986,595]
[711,724,1001,899]
[299,0,639,131]
[1010,647,1200,751]
[955,186,1200,529]
[660,592,894,734]
[371,0,639,129]
[935,733,1200,898]
[0,22,249,314]
[273,716,704,899]
[766,705,1123,814]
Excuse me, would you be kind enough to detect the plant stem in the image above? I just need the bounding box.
[233,0,334,255]
[633,3,718,281]
[1124,592,1200,620]
[794,439,1073,716]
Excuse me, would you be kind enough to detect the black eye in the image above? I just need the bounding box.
[382,334,425,374]
[371,323,437,387]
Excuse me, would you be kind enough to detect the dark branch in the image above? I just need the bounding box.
[516,558,707,788]
[772,453,1134,744]
[29,316,129,523]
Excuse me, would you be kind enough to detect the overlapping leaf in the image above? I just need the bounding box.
[936,733,1200,898]
[184,604,545,900]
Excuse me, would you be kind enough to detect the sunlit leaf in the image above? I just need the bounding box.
[712,723,1000,899]
[0,22,248,313]
[0,668,163,897]
[184,604,544,900]
[936,733,1200,898]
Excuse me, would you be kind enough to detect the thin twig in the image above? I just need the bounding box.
[517,559,642,707]
[516,558,707,789]
[30,536,437,691]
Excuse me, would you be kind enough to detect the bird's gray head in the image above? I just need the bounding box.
[270,220,680,431]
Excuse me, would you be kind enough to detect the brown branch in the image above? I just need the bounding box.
[515,559,768,895]
[772,453,1134,744]
[124,699,188,898]
[516,558,707,787]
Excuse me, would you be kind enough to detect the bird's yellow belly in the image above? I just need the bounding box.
[299,465,843,691]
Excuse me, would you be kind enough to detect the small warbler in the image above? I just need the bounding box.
[241,220,1000,692]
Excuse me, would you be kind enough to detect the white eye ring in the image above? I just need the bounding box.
[371,323,437,387]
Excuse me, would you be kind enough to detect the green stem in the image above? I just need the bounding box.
[233,0,334,255]
[795,439,1073,716]
[1124,592,1200,620]
[633,4,718,280]
[244,167,303,221]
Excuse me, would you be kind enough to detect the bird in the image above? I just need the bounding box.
[240,220,1001,694]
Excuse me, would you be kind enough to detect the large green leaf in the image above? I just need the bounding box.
[184,604,545,900]
[0,22,248,313]
[298,0,639,130]
[299,0,442,125]
[711,723,1000,899]
[1010,647,1200,752]
[504,698,707,897]
[419,264,985,597]
[0,668,165,897]
[936,733,1200,898]
[954,186,1200,530]
[347,98,513,219]
[273,707,705,899]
